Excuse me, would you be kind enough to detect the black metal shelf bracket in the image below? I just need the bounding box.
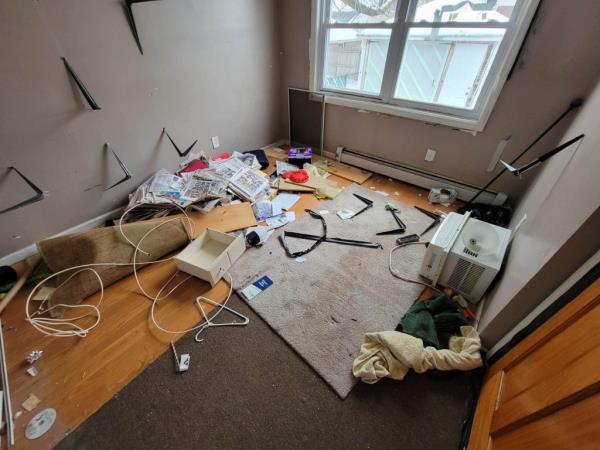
[0,167,45,215]
[105,143,133,190]
[162,128,198,157]
[61,57,101,110]
[124,0,160,55]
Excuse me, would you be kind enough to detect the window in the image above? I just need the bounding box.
[311,0,539,131]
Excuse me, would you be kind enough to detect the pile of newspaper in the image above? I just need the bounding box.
[124,151,270,222]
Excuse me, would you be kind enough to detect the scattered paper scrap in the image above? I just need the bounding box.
[276,160,299,176]
[252,200,282,221]
[375,191,389,197]
[26,367,38,377]
[295,256,306,263]
[394,191,400,195]
[318,210,329,215]
[272,193,300,211]
[22,393,40,412]
[26,350,43,364]
[266,211,295,229]
[241,275,273,301]
[337,209,355,220]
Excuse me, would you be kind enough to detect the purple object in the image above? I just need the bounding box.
[287,147,313,167]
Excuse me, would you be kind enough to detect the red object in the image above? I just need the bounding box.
[210,152,231,161]
[282,170,309,183]
[177,159,208,175]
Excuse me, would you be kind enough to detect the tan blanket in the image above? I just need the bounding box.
[352,326,483,384]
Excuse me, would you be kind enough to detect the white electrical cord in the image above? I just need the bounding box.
[25,202,234,338]
[389,242,445,296]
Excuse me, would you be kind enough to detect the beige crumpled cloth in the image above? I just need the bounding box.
[352,326,483,384]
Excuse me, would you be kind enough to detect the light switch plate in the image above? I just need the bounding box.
[211,136,220,149]
[425,148,436,162]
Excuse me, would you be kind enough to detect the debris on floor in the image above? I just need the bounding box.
[428,187,457,206]
[22,393,40,412]
[25,408,56,440]
[26,350,43,364]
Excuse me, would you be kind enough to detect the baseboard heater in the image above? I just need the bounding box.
[324,147,505,205]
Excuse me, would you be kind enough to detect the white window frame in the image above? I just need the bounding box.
[309,0,540,132]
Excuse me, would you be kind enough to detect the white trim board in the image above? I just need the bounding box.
[0,207,124,267]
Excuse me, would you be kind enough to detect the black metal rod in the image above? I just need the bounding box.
[465,98,583,207]
[284,231,381,248]
[163,128,198,157]
[512,134,585,176]
[105,143,133,190]
[61,57,101,110]
[125,0,161,55]
[0,167,45,215]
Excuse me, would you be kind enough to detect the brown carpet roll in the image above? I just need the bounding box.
[37,218,190,317]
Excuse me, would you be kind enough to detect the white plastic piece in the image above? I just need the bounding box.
[487,136,511,172]
[337,209,355,220]
[425,148,436,162]
[25,408,56,440]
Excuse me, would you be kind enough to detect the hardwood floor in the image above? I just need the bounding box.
[2,156,459,449]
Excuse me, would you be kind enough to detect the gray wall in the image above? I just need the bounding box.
[478,77,600,345]
[276,0,600,200]
[0,0,281,257]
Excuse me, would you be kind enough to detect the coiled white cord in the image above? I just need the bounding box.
[25,202,235,338]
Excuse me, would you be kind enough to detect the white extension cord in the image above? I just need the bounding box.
[25,202,236,338]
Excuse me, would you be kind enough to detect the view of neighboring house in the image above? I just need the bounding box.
[325,0,515,109]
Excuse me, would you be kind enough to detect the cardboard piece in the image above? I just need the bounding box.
[175,229,246,286]
[277,178,315,192]
[189,202,257,237]
[312,154,372,184]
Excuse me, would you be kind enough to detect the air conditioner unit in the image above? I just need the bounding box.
[419,212,511,303]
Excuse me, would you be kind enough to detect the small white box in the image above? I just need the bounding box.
[174,229,245,286]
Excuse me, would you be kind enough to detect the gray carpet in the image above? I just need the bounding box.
[230,184,431,398]
[58,295,475,450]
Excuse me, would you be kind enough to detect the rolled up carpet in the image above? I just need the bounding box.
[37,217,190,317]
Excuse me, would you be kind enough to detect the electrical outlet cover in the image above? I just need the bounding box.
[211,136,220,149]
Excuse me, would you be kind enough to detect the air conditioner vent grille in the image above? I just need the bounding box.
[463,246,479,258]
[461,263,485,294]
[446,258,486,294]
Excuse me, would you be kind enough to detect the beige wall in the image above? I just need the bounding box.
[0,0,281,257]
[276,0,600,200]
[478,77,600,345]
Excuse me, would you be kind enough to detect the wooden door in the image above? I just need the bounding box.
[468,277,600,450]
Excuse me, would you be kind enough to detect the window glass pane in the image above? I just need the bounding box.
[394,27,504,109]
[329,0,398,24]
[324,28,391,94]
[409,0,517,23]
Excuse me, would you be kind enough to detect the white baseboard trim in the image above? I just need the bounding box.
[1,207,125,267]
[323,148,504,204]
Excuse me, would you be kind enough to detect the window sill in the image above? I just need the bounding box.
[322,93,484,134]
